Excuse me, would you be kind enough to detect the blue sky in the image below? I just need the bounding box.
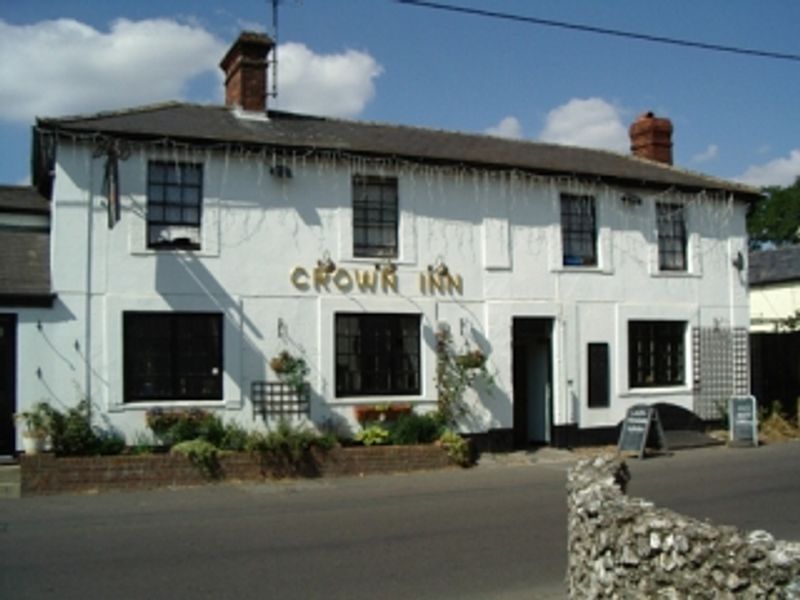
[1,0,799,188]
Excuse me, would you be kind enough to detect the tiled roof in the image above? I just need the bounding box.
[37,102,760,199]
[749,245,800,286]
[0,185,50,214]
[0,186,53,306]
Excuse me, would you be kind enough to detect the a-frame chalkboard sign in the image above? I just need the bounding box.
[617,404,670,459]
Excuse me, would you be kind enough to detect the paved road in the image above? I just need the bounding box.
[0,441,798,599]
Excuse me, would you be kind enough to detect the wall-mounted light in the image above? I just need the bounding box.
[732,251,745,272]
[374,259,397,275]
[428,256,449,277]
[317,250,336,274]
[277,318,288,340]
[270,164,293,179]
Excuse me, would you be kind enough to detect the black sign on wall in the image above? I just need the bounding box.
[617,404,669,459]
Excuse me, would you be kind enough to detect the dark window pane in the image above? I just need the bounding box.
[335,313,420,396]
[657,203,687,271]
[353,176,398,258]
[147,161,203,249]
[588,343,610,408]
[123,312,223,402]
[628,321,685,388]
[561,194,597,266]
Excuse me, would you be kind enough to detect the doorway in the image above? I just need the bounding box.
[512,318,553,448]
[0,315,17,456]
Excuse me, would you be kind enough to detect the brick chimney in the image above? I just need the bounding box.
[629,112,673,165]
[220,32,274,113]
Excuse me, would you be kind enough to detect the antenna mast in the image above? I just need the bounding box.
[269,0,279,99]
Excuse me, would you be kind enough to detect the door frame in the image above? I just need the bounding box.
[0,314,17,456]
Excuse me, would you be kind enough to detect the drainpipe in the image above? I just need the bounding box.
[84,153,95,419]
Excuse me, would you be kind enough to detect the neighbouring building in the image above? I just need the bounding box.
[748,245,800,417]
[0,32,761,454]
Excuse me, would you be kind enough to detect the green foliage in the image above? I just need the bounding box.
[247,419,334,477]
[48,399,124,456]
[220,421,250,452]
[15,401,55,437]
[779,308,800,332]
[390,412,444,445]
[129,431,157,455]
[435,324,494,425]
[145,408,224,447]
[355,424,391,446]
[270,351,310,392]
[747,177,800,248]
[171,439,220,478]
[438,430,472,467]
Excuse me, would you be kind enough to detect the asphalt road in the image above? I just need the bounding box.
[0,441,798,600]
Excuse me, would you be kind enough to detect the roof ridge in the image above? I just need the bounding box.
[36,101,223,125]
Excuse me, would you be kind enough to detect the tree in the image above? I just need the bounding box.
[747,176,800,249]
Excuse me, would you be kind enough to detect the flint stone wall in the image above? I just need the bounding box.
[567,455,800,599]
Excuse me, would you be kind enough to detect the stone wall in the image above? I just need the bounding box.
[567,455,800,599]
[21,445,454,496]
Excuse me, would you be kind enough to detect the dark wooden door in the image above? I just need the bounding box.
[0,315,16,455]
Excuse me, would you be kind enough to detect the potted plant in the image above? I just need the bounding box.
[269,350,310,393]
[15,402,54,455]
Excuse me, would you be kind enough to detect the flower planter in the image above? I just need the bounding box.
[354,403,413,425]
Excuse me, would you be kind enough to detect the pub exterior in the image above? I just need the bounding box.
[1,32,759,453]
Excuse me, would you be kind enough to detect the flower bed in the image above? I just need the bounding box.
[19,444,455,496]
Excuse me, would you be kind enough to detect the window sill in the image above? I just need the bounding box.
[109,400,225,412]
[621,386,691,397]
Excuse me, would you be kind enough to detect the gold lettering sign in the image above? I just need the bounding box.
[290,265,462,295]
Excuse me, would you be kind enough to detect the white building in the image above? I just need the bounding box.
[1,32,759,454]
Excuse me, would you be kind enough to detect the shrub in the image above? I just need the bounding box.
[247,419,333,477]
[438,430,472,467]
[220,421,250,452]
[355,424,391,446]
[49,400,124,456]
[390,412,444,445]
[145,409,224,447]
[171,439,220,478]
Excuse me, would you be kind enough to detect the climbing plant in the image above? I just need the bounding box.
[435,323,494,425]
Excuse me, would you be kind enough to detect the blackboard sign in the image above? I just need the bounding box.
[617,404,669,459]
[729,395,758,447]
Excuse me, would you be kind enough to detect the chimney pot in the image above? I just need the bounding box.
[629,112,673,165]
[220,31,274,113]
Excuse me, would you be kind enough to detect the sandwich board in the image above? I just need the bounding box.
[617,404,669,459]
[728,395,758,447]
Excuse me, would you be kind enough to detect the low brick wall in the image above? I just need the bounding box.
[567,455,800,598]
[20,445,455,496]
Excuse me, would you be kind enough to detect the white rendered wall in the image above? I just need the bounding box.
[750,283,800,332]
[18,139,750,444]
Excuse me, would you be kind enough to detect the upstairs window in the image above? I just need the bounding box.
[147,162,203,250]
[353,176,398,258]
[561,194,597,267]
[335,313,420,397]
[657,203,687,271]
[628,320,685,388]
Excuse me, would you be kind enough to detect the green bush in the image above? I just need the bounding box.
[49,400,124,456]
[145,409,224,447]
[171,439,220,478]
[247,420,334,477]
[390,412,443,445]
[438,430,472,467]
[220,421,250,451]
[354,424,390,446]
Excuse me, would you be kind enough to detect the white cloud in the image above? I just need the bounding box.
[737,150,800,187]
[692,144,718,163]
[485,116,523,139]
[274,42,383,118]
[539,98,628,153]
[0,18,226,122]
[0,19,383,123]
